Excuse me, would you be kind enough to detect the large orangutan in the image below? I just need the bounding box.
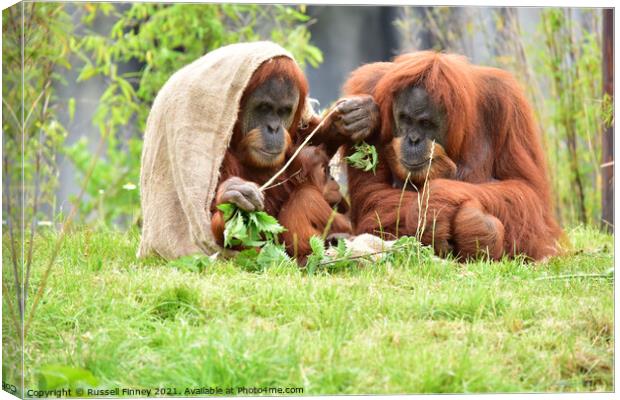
[340,52,562,260]
[209,57,353,259]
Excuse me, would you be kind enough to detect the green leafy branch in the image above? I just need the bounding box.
[346,141,378,173]
[217,203,286,248]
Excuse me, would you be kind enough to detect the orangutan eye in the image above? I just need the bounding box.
[256,102,271,113]
[419,119,434,129]
[398,113,412,124]
[278,107,292,117]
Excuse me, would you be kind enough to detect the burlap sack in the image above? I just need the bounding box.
[138,41,315,260]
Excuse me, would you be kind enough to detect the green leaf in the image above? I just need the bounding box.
[243,239,266,247]
[256,242,291,268]
[346,141,378,173]
[223,212,247,247]
[309,236,325,258]
[10,2,325,231]
[217,203,236,220]
[234,248,260,271]
[305,236,326,273]
[76,64,99,82]
[336,238,349,258]
[218,203,285,249]
[68,98,76,122]
[37,365,99,391]
[117,78,135,100]
[253,211,286,234]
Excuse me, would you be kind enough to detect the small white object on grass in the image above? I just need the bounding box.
[325,233,397,261]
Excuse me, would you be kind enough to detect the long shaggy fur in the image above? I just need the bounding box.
[211,57,350,259]
[343,51,562,260]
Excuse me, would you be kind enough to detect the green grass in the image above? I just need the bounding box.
[3,226,614,394]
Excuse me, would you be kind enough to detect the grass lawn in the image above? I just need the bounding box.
[3,226,614,394]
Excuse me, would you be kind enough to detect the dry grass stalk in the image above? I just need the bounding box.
[394,172,412,237]
[415,140,436,243]
[321,207,339,241]
[24,126,111,339]
[259,105,341,191]
[2,280,22,340]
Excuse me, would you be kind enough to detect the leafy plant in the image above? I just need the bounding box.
[2,4,76,381]
[305,236,328,273]
[217,203,286,248]
[346,141,378,173]
[256,242,292,267]
[233,248,262,271]
[67,3,323,226]
[232,243,291,272]
[536,9,606,226]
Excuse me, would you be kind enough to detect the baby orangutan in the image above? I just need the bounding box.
[277,146,352,258]
[211,145,351,260]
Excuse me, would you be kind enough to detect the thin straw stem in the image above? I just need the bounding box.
[259,105,340,191]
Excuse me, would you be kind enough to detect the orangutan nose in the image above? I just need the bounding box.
[267,122,279,134]
[407,132,423,147]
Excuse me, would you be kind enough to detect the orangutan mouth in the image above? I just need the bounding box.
[401,158,431,170]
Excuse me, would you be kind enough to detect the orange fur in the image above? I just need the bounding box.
[213,57,325,258]
[211,146,351,259]
[279,185,352,259]
[453,200,505,260]
[343,52,561,260]
[210,58,350,263]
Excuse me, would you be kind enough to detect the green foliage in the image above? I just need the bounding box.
[67,3,322,226]
[217,203,286,248]
[346,141,378,173]
[3,3,73,226]
[256,242,292,267]
[392,235,436,262]
[3,2,322,230]
[535,9,605,226]
[327,238,357,270]
[63,137,141,226]
[233,248,262,271]
[601,93,614,128]
[305,236,327,273]
[231,243,292,272]
[37,364,99,391]
[37,3,322,225]
[2,5,76,364]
